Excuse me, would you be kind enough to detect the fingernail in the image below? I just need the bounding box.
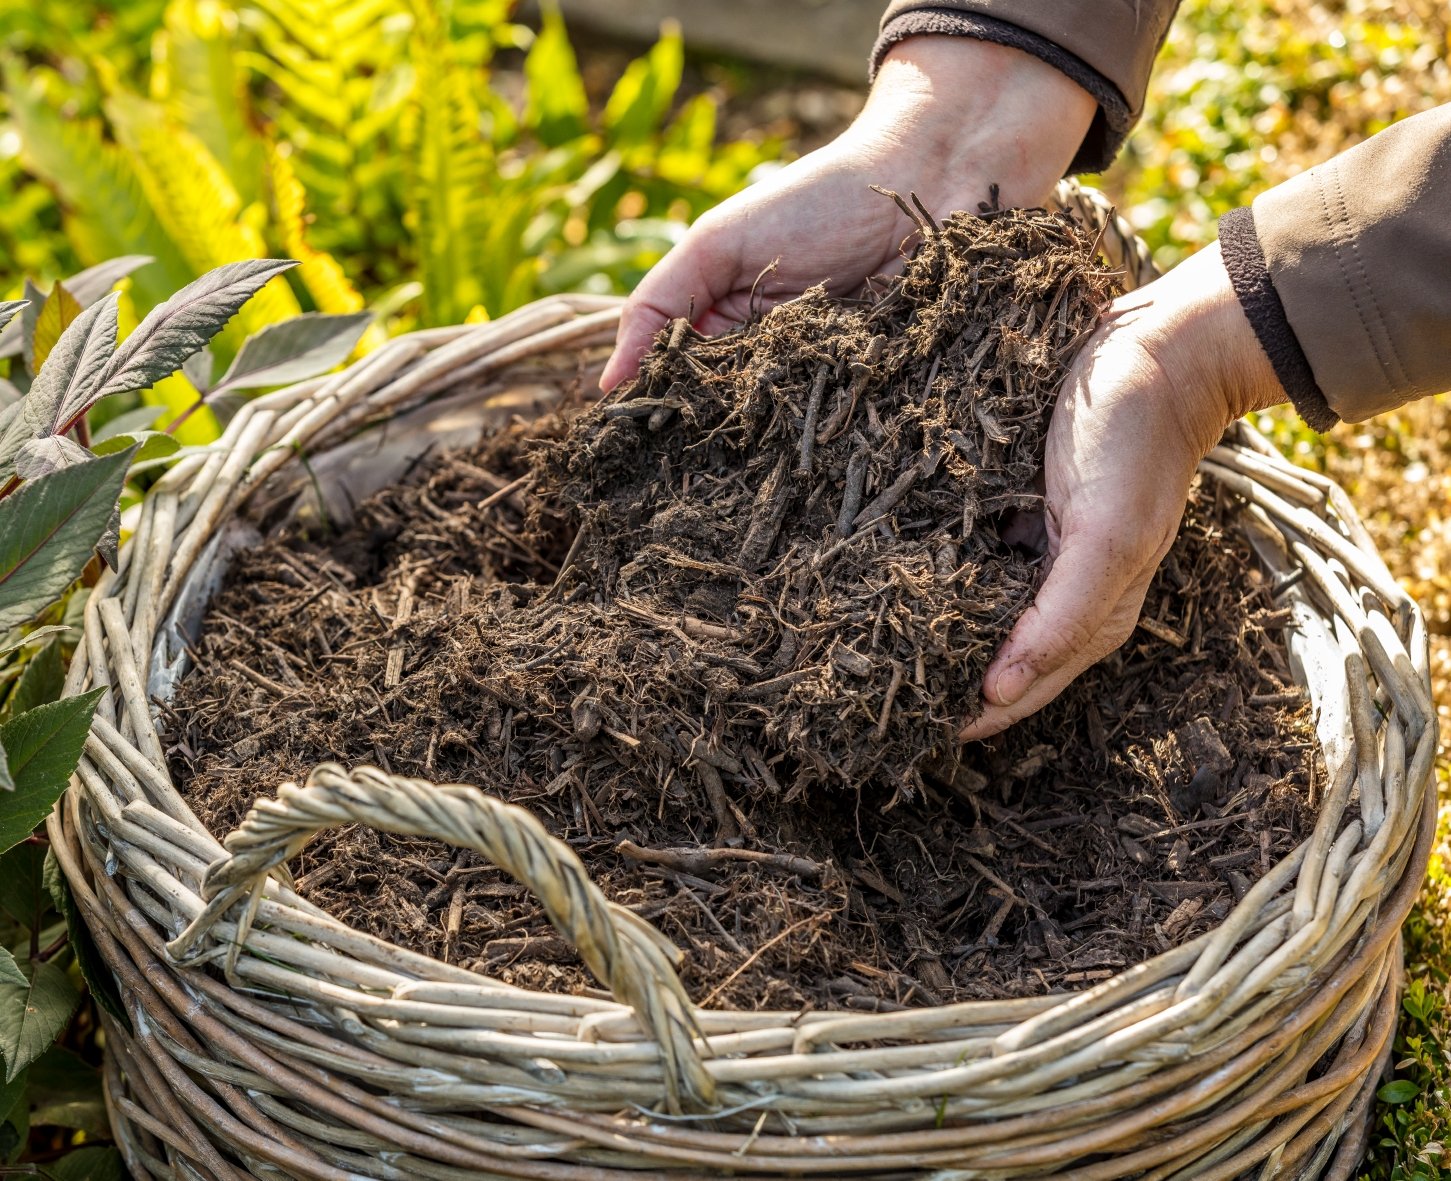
[989,661,1034,708]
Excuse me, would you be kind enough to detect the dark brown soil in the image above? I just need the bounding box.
[167,206,1321,1009]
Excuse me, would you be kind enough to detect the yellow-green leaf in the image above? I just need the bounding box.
[31,285,82,376]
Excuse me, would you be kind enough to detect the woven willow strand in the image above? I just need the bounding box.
[46,180,1436,1180]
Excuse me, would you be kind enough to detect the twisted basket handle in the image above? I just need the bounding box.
[1052,178,1160,290]
[167,763,716,1112]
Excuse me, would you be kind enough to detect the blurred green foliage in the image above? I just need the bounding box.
[0,0,779,337]
[1106,0,1451,270]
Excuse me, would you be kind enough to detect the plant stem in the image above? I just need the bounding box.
[165,396,206,436]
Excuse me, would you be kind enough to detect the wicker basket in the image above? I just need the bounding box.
[49,181,1436,1180]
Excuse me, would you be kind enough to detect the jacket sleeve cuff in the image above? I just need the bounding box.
[869,10,1131,174]
[1218,206,1338,432]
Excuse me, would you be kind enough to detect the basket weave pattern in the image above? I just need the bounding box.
[49,183,1437,1180]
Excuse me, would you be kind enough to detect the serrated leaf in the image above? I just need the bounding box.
[91,403,162,444]
[0,951,22,990]
[15,436,92,482]
[0,741,11,793]
[182,346,214,394]
[0,303,25,337]
[0,259,151,363]
[44,1145,126,1181]
[0,957,81,1082]
[94,258,298,399]
[5,639,66,719]
[27,1044,108,1139]
[19,279,45,375]
[215,311,371,392]
[43,850,127,1032]
[0,294,121,478]
[0,843,49,929]
[91,430,179,465]
[63,256,155,308]
[0,627,70,660]
[31,284,83,376]
[0,689,106,854]
[0,449,135,633]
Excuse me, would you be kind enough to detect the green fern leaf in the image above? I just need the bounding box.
[104,91,302,341]
[4,71,193,310]
[155,0,265,204]
[405,0,494,325]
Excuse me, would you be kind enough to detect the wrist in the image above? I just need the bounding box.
[862,35,1096,207]
[1131,243,1288,450]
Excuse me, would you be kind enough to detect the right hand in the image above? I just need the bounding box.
[959,242,1289,740]
[600,35,1098,390]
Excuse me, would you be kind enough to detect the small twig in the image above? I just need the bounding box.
[795,365,828,478]
[679,616,745,644]
[676,888,746,954]
[443,885,466,964]
[734,667,818,701]
[870,185,929,236]
[738,454,792,569]
[852,461,920,529]
[1136,615,1187,648]
[549,522,590,595]
[228,658,291,699]
[476,473,531,514]
[874,660,905,740]
[384,572,418,689]
[817,336,885,444]
[693,760,741,846]
[482,935,574,964]
[701,913,828,1007]
[747,260,779,321]
[835,446,870,538]
[617,839,823,881]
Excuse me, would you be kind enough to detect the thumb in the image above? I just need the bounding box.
[600,229,737,392]
[960,527,1151,740]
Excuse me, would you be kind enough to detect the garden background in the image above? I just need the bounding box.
[0,0,1447,1176]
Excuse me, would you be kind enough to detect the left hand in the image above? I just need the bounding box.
[960,242,1288,740]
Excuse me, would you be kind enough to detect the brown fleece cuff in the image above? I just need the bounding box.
[1218,206,1337,432]
[869,10,1132,175]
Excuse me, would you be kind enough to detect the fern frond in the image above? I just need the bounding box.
[237,0,413,263]
[266,139,384,351]
[105,90,301,341]
[5,71,194,310]
[153,0,264,204]
[404,0,495,325]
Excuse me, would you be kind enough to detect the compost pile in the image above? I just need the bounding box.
[170,205,1321,1008]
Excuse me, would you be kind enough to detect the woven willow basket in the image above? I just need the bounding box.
[49,181,1436,1181]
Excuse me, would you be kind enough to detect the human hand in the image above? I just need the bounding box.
[600,35,1097,391]
[961,242,1288,740]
